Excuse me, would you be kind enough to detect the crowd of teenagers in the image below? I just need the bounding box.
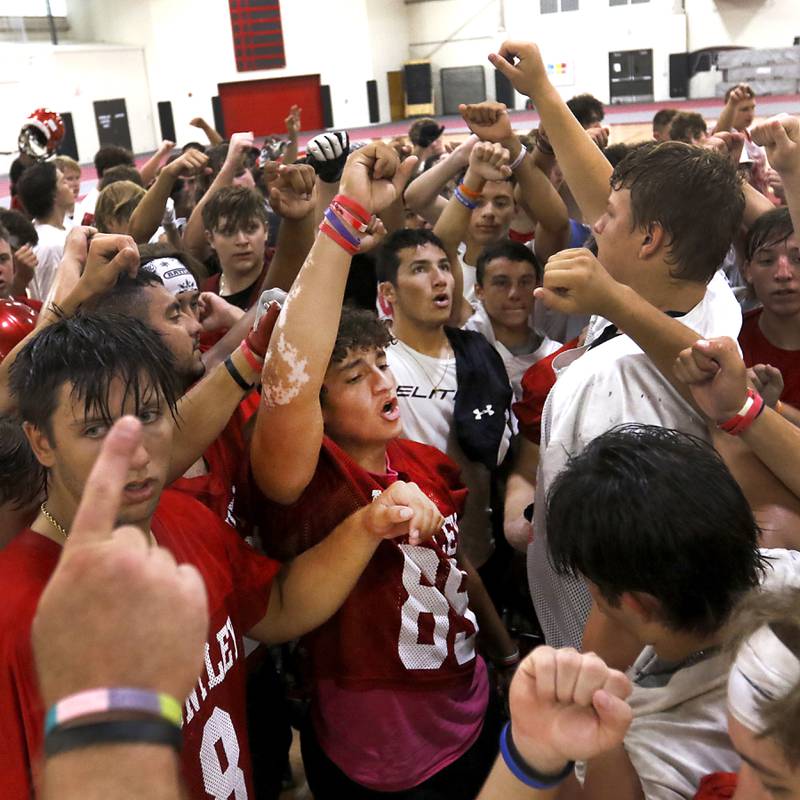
[3,37,800,800]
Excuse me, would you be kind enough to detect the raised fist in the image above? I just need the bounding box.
[268,163,317,220]
[535,248,623,319]
[467,140,512,183]
[306,131,350,183]
[673,336,748,423]
[460,102,514,144]
[339,142,418,215]
[508,647,633,775]
[748,363,784,409]
[750,114,800,177]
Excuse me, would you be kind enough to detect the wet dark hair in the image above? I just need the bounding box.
[476,239,541,285]
[610,141,744,282]
[94,145,135,178]
[330,306,394,367]
[745,207,794,262]
[567,93,605,127]
[80,271,165,322]
[547,424,766,635]
[17,162,58,219]
[652,108,679,131]
[9,313,179,439]
[374,228,447,285]
[0,415,44,509]
[202,185,268,236]
[0,208,38,248]
[668,111,708,144]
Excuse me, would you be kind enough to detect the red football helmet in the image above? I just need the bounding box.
[18,108,65,161]
[0,299,37,363]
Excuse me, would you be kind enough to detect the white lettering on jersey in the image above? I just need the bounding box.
[183,616,241,725]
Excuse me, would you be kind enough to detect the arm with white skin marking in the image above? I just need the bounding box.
[251,143,417,504]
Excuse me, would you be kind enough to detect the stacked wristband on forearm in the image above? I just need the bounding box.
[499,722,575,790]
[717,387,765,436]
[44,688,183,757]
[319,194,372,255]
[454,182,480,210]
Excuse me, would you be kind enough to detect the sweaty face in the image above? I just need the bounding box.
[385,243,454,329]
[321,347,401,453]
[0,239,13,297]
[142,285,204,387]
[727,714,800,800]
[469,181,516,245]
[591,188,645,285]
[476,257,538,332]
[32,378,173,530]
[733,99,757,131]
[208,217,266,280]
[743,234,800,318]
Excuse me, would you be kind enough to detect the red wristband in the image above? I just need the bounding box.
[333,194,370,225]
[319,219,359,255]
[717,387,765,436]
[238,340,263,374]
[331,201,370,234]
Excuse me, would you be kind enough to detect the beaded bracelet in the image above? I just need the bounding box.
[499,722,575,789]
[45,719,182,758]
[717,387,765,436]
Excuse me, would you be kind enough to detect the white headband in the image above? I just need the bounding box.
[141,258,198,296]
[727,624,800,733]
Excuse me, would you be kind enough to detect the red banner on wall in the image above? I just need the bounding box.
[229,0,286,72]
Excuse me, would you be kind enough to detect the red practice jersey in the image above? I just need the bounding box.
[0,489,280,799]
[513,337,579,444]
[255,436,476,691]
[739,307,800,409]
[170,391,259,531]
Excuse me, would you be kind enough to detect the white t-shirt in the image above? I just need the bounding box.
[386,339,511,567]
[528,270,744,648]
[623,548,800,800]
[74,187,99,226]
[30,223,67,301]
[464,301,560,406]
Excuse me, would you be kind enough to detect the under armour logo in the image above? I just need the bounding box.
[473,404,494,420]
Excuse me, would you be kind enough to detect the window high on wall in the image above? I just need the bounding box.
[0,0,67,14]
[540,0,579,13]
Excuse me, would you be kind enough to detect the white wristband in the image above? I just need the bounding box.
[509,147,527,171]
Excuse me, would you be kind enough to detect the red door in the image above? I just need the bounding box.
[218,74,323,136]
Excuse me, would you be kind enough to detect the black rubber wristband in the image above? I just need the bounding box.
[45,719,182,757]
[224,355,254,392]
